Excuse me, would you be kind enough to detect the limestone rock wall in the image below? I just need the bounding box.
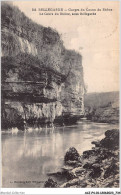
[1,2,85,128]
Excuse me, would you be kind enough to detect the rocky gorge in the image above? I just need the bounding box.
[1,2,85,129]
[1,2,120,190]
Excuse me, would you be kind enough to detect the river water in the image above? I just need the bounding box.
[1,121,119,188]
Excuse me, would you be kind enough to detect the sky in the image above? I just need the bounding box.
[13,1,119,93]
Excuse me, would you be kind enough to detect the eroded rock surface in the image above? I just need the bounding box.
[1,2,85,129]
[44,129,119,188]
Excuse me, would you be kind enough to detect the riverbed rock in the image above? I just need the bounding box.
[62,165,74,171]
[66,178,79,187]
[83,162,93,169]
[72,167,85,176]
[65,160,79,166]
[66,171,77,180]
[83,149,96,158]
[60,178,79,188]
[89,164,102,178]
[104,161,118,179]
[91,140,101,147]
[46,129,119,188]
[64,147,80,163]
[47,171,63,177]
[79,182,87,188]
[44,178,58,188]
[100,129,119,150]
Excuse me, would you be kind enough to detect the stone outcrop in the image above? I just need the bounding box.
[44,129,119,188]
[86,104,119,124]
[1,2,85,129]
[84,92,119,124]
[44,178,58,188]
[64,147,80,163]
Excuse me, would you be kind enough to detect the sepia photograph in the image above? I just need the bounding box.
[1,0,120,192]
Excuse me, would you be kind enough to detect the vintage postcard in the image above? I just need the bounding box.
[0,0,120,194]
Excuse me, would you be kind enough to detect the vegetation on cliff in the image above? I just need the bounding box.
[1,1,84,84]
[1,2,84,76]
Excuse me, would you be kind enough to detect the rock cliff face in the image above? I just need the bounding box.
[1,2,85,129]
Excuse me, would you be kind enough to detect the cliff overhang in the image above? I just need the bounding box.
[1,2,85,129]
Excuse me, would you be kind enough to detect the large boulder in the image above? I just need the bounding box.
[64,147,80,164]
[104,161,119,179]
[44,178,58,188]
[100,129,119,149]
[89,164,102,178]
